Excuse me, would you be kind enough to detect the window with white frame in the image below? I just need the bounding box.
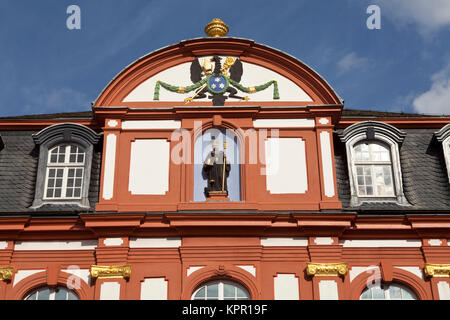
[44,145,85,200]
[435,124,450,184]
[360,283,417,300]
[353,142,395,197]
[339,121,409,206]
[31,123,101,209]
[192,280,250,300]
[25,286,79,300]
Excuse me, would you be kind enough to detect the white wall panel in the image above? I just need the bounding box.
[103,134,117,200]
[265,138,308,194]
[261,237,308,247]
[274,274,299,300]
[122,120,180,130]
[140,278,168,300]
[129,238,181,248]
[100,282,121,300]
[14,240,97,251]
[320,131,335,197]
[438,281,450,300]
[129,139,170,195]
[253,119,315,128]
[319,280,339,300]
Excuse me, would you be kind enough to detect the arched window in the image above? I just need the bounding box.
[25,286,79,300]
[192,280,250,300]
[44,145,86,199]
[31,123,101,209]
[339,121,409,206]
[360,283,417,300]
[435,124,450,184]
[353,141,394,197]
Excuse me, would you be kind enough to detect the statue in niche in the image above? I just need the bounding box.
[203,141,230,196]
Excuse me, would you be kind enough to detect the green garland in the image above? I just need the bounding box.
[154,77,280,101]
[228,79,279,100]
[154,78,207,101]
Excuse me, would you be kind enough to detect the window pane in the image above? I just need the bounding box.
[390,286,402,299]
[401,288,415,300]
[207,284,218,298]
[54,189,62,198]
[26,292,37,300]
[356,166,363,175]
[360,288,372,300]
[46,189,53,198]
[358,186,366,196]
[223,283,235,298]
[55,288,68,300]
[37,288,50,300]
[194,287,205,299]
[67,291,78,300]
[47,178,55,187]
[371,286,385,299]
[236,287,249,298]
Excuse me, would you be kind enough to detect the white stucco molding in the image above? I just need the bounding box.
[338,121,409,207]
[435,124,450,184]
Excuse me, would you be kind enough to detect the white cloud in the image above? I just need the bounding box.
[413,63,450,115]
[376,0,450,35]
[337,52,369,73]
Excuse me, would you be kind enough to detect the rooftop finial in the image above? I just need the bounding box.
[205,18,229,37]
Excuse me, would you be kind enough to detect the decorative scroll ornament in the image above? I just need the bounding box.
[90,265,131,280]
[0,267,13,281]
[306,263,348,277]
[424,264,450,278]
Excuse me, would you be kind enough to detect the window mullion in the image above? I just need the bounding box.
[219,282,224,300]
[62,167,69,199]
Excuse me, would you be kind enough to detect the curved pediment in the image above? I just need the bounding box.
[95,38,342,107]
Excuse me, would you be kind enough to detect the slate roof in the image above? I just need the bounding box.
[334,128,450,212]
[1,110,450,215]
[0,130,102,214]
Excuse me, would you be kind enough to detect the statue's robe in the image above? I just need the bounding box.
[203,150,231,195]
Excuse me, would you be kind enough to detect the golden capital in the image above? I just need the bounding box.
[424,264,450,278]
[0,267,14,281]
[90,265,131,280]
[306,262,348,277]
[205,19,229,37]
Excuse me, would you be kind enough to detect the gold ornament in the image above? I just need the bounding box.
[205,19,229,37]
[424,264,450,278]
[0,267,13,281]
[306,263,348,277]
[90,265,131,280]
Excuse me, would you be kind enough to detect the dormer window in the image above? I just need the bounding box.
[44,145,86,200]
[353,142,394,197]
[435,124,450,184]
[339,121,409,206]
[31,123,101,210]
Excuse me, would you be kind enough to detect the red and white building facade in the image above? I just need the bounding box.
[1,27,450,301]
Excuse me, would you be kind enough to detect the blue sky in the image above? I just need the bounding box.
[1,0,450,117]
